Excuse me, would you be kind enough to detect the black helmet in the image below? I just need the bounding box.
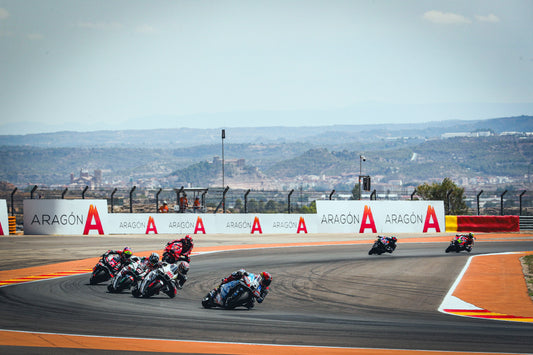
[149,252,159,265]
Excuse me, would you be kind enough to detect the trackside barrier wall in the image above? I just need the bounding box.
[0,200,8,236]
[445,215,520,232]
[22,199,445,235]
[316,200,445,234]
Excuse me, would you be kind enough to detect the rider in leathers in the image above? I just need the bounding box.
[214,269,272,308]
[163,235,193,288]
[452,232,475,251]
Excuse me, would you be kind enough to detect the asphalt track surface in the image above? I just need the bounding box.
[0,234,533,354]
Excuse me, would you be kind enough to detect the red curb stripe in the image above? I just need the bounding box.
[0,269,94,286]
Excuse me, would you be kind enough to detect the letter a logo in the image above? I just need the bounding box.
[251,216,263,234]
[297,217,308,234]
[194,217,206,234]
[146,216,158,234]
[359,205,377,233]
[84,204,104,235]
[423,205,441,232]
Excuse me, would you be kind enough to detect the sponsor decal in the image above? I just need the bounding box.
[83,204,104,235]
[146,216,158,234]
[297,217,308,234]
[251,216,263,234]
[423,205,441,232]
[359,205,377,233]
[194,217,206,234]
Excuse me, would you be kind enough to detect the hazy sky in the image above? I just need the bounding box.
[1,1,532,134]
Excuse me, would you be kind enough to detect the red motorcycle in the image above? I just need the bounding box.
[162,242,190,263]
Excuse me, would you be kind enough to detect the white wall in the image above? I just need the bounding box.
[22,199,444,235]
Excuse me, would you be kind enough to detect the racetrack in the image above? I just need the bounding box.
[1,235,533,354]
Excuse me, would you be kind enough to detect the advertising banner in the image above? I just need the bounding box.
[23,200,108,235]
[0,200,8,236]
[316,200,444,233]
[106,213,316,235]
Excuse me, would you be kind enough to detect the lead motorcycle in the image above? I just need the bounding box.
[89,253,125,285]
[368,237,397,255]
[132,261,187,299]
[202,273,261,310]
[107,256,144,293]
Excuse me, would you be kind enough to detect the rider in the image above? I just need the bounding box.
[164,235,194,263]
[453,232,475,251]
[139,252,162,274]
[103,247,133,264]
[377,235,397,252]
[163,235,194,288]
[215,269,272,306]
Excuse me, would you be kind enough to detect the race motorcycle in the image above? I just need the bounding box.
[162,242,189,263]
[89,253,125,285]
[445,238,474,253]
[368,238,396,255]
[107,256,144,293]
[202,272,261,310]
[132,261,187,298]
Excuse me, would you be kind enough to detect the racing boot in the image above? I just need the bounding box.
[176,274,187,289]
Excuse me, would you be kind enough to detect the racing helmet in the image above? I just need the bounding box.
[177,261,190,275]
[182,235,193,248]
[122,247,133,258]
[260,271,272,287]
[468,232,474,238]
[149,252,159,265]
[391,236,397,242]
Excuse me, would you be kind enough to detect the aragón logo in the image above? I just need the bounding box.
[83,204,104,235]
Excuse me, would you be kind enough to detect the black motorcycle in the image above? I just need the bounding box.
[445,239,474,253]
[89,253,124,285]
[368,238,396,255]
[202,273,261,310]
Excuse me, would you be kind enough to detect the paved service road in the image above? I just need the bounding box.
[0,234,532,354]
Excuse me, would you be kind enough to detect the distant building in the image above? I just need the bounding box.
[69,169,102,189]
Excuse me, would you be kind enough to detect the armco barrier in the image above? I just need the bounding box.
[446,215,520,232]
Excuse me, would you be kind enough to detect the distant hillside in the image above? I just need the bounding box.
[0,116,530,148]
[0,116,531,188]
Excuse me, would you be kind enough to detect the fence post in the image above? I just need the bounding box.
[129,186,136,213]
[520,190,527,216]
[288,189,294,214]
[244,189,251,213]
[110,188,117,213]
[370,189,377,200]
[62,188,68,199]
[156,188,162,213]
[329,189,335,200]
[30,185,38,199]
[10,187,17,216]
[82,186,88,199]
[201,189,208,213]
[410,189,417,200]
[446,190,453,215]
[476,190,483,215]
[176,186,184,212]
[500,190,507,216]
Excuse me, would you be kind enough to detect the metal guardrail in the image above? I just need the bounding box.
[520,216,533,230]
